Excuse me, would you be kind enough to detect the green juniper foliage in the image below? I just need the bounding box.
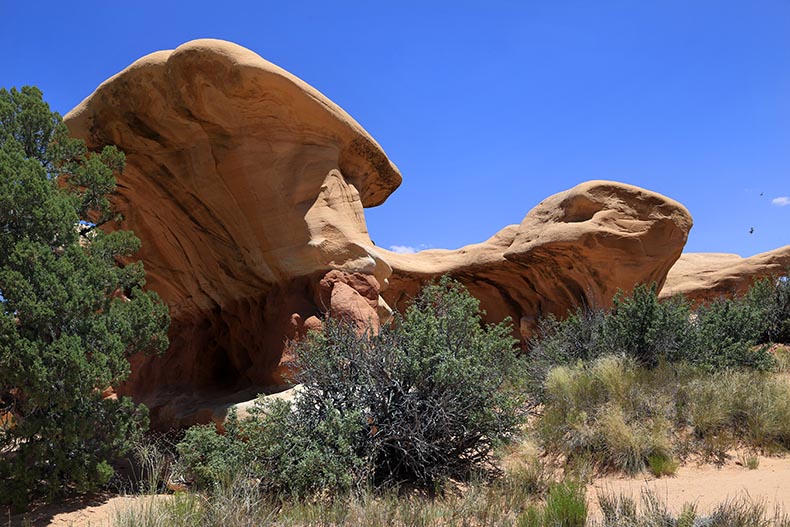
[0,86,170,506]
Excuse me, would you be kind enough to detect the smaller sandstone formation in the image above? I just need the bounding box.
[382,180,693,340]
[660,246,790,304]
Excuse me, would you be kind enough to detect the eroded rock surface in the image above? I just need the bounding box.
[65,39,400,426]
[381,181,693,339]
[66,40,698,428]
[661,247,790,304]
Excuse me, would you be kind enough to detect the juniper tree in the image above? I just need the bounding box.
[0,87,169,506]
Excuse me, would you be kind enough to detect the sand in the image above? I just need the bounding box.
[7,455,790,526]
[588,454,790,519]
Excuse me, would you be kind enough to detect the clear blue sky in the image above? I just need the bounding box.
[2,1,788,257]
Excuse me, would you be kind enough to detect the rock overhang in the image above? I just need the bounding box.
[62,39,718,428]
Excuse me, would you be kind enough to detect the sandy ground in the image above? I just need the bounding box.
[3,495,169,527]
[588,454,790,519]
[8,455,790,526]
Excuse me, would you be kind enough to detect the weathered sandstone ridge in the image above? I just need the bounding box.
[65,39,697,427]
[661,246,790,304]
[382,181,693,337]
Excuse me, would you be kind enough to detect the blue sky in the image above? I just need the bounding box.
[2,1,788,257]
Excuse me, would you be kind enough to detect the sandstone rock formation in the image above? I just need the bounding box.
[381,181,693,339]
[65,39,400,426]
[661,246,790,304]
[65,39,696,428]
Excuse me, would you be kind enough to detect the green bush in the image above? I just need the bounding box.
[528,279,788,390]
[747,274,790,344]
[694,293,775,371]
[527,306,608,396]
[0,87,169,507]
[177,277,528,497]
[605,284,696,367]
[542,481,588,527]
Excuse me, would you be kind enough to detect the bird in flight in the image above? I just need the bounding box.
[749,227,755,235]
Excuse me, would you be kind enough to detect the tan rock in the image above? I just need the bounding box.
[382,181,693,338]
[64,39,399,427]
[63,40,695,428]
[661,247,790,304]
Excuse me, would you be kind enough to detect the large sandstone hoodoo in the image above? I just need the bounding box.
[65,39,696,427]
[65,39,401,426]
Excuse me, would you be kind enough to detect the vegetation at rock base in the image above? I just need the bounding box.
[528,277,790,396]
[177,276,529,497]
[0,86,170,507]
[528,276,790,475]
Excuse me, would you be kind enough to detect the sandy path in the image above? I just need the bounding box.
[588,454,790,518]
[5,495,169,527]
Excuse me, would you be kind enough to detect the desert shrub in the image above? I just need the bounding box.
[527,285,697,392]
[177,277,528,497]
[528,279,788,392]
[595,490,790,527]
[646,452,678,477]
[604,284,697,367]
[499,442,554,499]
[748,274,790,344]
[527,306,608,396]
[538,356,675,475]
[542,481,588,527]
[512,480,587,527]
[723,373,790,450]
[695,296,775,371]
[176,424,247,489]
[683,371,790,454]
[539,356,790,473]
[177,399,364,499]
[243,398,365,498]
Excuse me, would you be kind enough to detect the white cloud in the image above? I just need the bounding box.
[772,196,790,207]
[389,245,417,254]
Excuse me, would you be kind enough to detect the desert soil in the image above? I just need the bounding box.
[7,455,790,526]
[588,453,790,519]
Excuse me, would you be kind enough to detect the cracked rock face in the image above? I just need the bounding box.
[65,40,698,428]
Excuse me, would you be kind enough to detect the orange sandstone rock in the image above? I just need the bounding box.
[65,39,399,427]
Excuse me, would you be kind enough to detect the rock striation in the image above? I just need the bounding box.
[65,39,697,427]
[660,247,790,304]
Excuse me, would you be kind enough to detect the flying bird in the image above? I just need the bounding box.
[749,227,755,235]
